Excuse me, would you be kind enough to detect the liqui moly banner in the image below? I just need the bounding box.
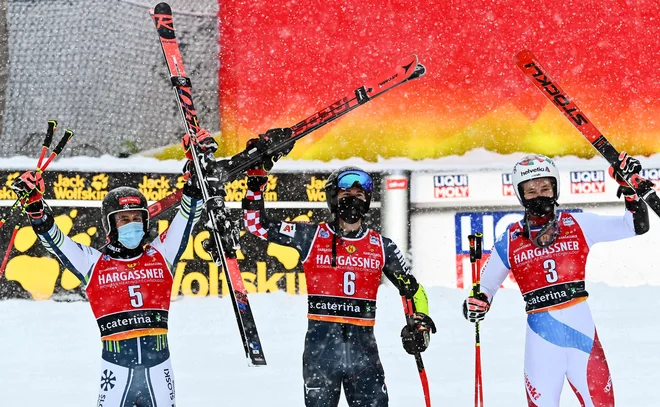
[569,170,606,195]
[454,211,523,289]
[433,174,469,198]
[412,168,627,207]
[501,173,515,197]
[641,168,660,191]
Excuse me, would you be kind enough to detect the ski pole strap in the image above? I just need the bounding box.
[468,233,483,263]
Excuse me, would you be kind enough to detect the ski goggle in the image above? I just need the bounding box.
[336,170,373,192]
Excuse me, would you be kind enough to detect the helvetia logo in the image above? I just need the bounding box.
[433,174,468,198]
[570,170,605,194]
[518,167,549,177]
[501,173,515,196]
[100,369,116,391]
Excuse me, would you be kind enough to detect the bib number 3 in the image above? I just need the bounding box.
[543,259,558,283]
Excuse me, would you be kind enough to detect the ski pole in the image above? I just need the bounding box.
[0,225,19,279]
[1,121,74,230]
[401,296,431,407]
[39,128,74,172]
[468,233,484,407]
[36,120,57,169]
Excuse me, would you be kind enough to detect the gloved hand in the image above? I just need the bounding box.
[608,151,653,201]
[11,171,46,218]
[400,313,436,354]
[246,128,294,172]
[181,160,226,200]
[610,151,642,182]
[182,129,218,162]
[463,292,490,323]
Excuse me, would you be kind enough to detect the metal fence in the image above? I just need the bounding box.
[0,0,219,158]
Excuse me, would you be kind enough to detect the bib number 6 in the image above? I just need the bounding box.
[343,271,356,296]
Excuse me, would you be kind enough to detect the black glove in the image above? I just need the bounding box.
[11,171,47,219]
[400,313,436,355]
[608,151,654,202]
[181,161,226,199]
[463,292,490,323]
[610,151,642,182]
[246,128,294,171]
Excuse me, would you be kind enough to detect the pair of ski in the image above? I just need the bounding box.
[149,2,426,367]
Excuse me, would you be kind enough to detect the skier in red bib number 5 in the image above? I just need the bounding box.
[11,130,219,407]
[241,129,435,407]
[463,153,650,407]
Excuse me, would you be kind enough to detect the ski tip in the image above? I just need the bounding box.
[154,2,172,14]
[409,63,427,80]
[515,49,536,65]
[399,55,419,78]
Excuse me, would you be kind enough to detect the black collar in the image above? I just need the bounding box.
[103,242,145,259]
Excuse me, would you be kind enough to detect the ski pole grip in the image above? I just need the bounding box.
[53,129,74,155]
[468,233,483,263]
[44,120,57,148]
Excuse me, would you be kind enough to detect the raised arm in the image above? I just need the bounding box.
[242,181,318,259]
[149,193,203,268]
[11,171,100,283]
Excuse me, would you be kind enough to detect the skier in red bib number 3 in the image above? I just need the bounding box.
[463,153,650,407]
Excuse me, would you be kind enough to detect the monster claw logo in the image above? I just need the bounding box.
[100,369,116,391]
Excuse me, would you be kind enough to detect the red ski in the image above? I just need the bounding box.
[515,50,660,217]
[151,2,266,366]
[146,56,425,219]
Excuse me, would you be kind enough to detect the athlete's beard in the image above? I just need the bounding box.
[336,196,368,224]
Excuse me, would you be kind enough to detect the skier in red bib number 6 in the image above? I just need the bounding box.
[240,130,435,407]
[463,153,650,407]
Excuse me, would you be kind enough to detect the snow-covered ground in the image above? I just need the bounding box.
[0,284,655,406]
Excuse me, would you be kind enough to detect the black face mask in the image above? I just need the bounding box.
[336,196,368,224]
[523,196,556,217]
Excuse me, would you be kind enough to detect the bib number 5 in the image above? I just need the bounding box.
[128,285,144,308]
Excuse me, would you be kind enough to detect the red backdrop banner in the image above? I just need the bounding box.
[218,0,660,161]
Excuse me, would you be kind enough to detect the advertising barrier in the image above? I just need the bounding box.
[0,170,382,300]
